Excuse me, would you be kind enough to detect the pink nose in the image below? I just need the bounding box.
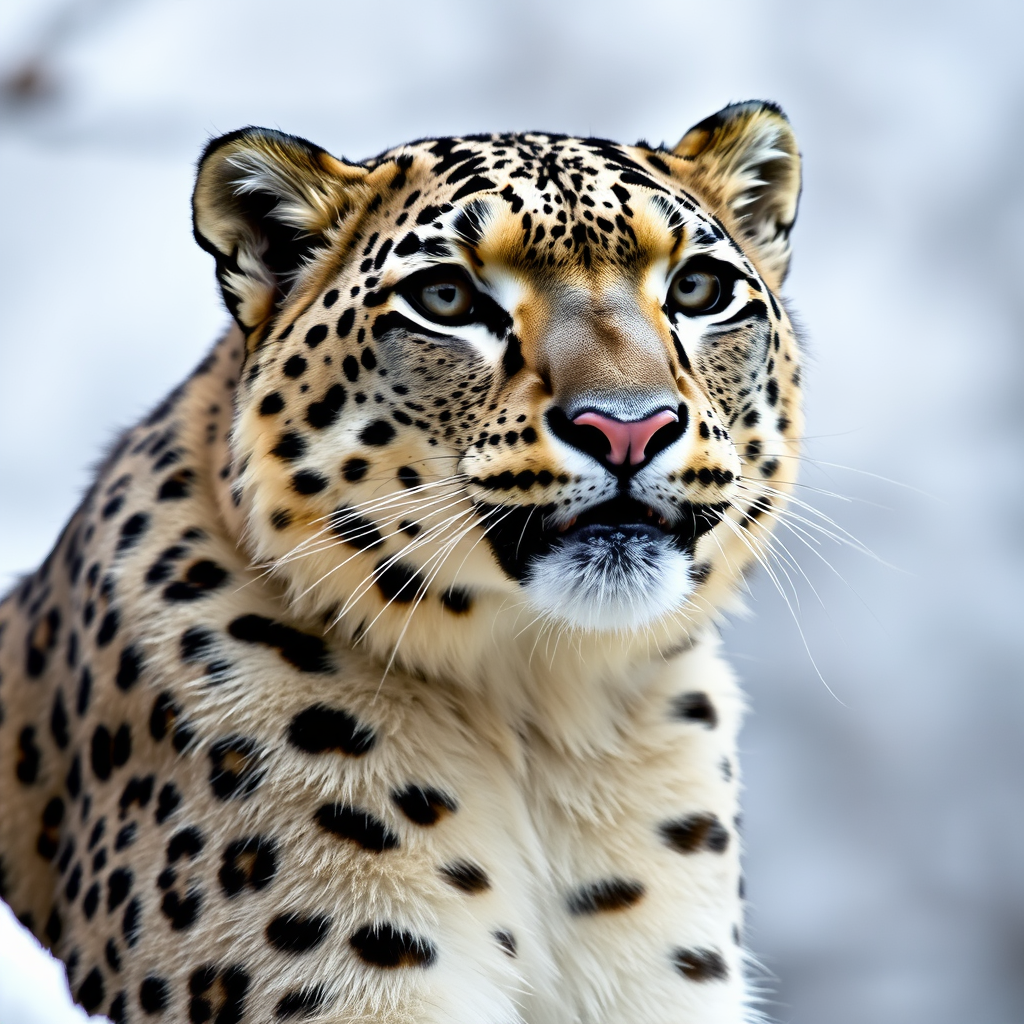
[572,409,679,466]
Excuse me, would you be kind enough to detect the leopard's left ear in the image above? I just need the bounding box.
[673,101,801,288]
[193,127,369,334]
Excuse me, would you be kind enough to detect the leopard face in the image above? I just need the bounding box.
[193,103,802,663]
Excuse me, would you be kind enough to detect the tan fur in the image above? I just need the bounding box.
[0,103,803,1023]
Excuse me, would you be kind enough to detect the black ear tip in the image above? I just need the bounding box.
[689,100,790,137]
[195,126,333,172]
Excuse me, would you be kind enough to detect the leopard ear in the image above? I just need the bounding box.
[193,127,368,333]
[673,101,801,288]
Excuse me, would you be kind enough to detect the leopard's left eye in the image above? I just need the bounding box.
[402,267,478,325]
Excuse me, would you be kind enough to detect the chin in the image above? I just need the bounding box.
[523,524,696,633]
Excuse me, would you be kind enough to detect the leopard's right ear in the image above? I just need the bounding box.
[193,127,368,334]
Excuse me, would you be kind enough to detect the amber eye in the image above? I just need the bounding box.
[411,272,474,322]
[670,270,721,313]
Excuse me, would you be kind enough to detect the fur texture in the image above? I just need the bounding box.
[0,101,803,1023]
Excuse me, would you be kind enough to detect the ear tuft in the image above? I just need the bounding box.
[674,101,801,288]
[193,127,367,333]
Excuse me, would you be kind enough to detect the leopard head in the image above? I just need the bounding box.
[193,102,803,672]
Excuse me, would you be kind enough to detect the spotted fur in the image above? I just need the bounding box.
[0,100,803,1023]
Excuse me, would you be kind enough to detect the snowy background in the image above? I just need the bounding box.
[1,1,1023,1022]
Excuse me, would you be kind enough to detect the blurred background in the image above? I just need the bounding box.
[1,1,1022,1021]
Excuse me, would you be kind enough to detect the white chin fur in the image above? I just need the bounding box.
[523,529,695,632]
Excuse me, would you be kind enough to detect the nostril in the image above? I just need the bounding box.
[572,409,679,466]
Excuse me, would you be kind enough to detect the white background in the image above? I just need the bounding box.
[1,2,1022,1022]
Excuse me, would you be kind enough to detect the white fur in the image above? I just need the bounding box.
[524,530,695,632]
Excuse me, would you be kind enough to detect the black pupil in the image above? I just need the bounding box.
[437,285,457,305]
[680,276,700,293]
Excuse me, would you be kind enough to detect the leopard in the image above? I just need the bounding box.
[0,100,803,1024]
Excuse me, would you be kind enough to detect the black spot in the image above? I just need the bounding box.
[146,545,186,584]
[391,785,456,825]
[149,692,186,744]
[77,967,105,1013]
[119,775,155,817]
[66,755,82,798]
[228,614,333,673]
[140,975,169,1012]
[305,324,328,349]
[330,508,383,550]
[115,823,137,850]
[671,691,718,728]
[374,560,424,603]
[439,860,490,893]
[167,826,204,862]
[209,737,264,800]
[336,307,355,338]
[88,818,105,851]
[158,469,195,500]
[122,896,141,946]
[116,645,142,690]
[306,384,347,428]
[271,432,307,461]
[45,906,62,944]
[672,947,728,982]
[50,689,69,748]
[155,782,182,823]
[266,913,332,953]
[275,985,328,1019]
[493,930,517,957]
[112,724,132,766]
[440,586,472,613]
[270,508,292,530]
[342,457,369,482]
[283,355,307,377]
[291,470,328,495]
[566,878,645,915]
[342,355,360,382]
[66,863,82,902]
[74,667,92,716]
[91,724,113,780]
[350,922,437,968]
[96,609,120,646]
[102,495,125,519]
[108,991,127,1023]
[259,392,284,416]
[82,882,100,919]
[180,626,216,664]
[660,813,730,854]
[163,560,229,602]
[116,513,149,553]
[108,868,133,911]
[16,726,40,784]
[161,886,202,930]
[219,836,278,897]
[315,804,399,852]
[359,420,395,446]
[188,964,249,1024]
[396,466,421,490]
[105,938,121,973]
[287,704,376,757]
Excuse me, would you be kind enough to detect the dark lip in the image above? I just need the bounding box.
[477,494,726,581]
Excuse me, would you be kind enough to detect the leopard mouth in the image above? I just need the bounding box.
[479,494,725,582]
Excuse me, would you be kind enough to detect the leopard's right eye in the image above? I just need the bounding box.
[419,277,473,319]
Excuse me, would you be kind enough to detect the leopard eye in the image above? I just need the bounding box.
[670,270,721,314]
[413,273,473,321]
